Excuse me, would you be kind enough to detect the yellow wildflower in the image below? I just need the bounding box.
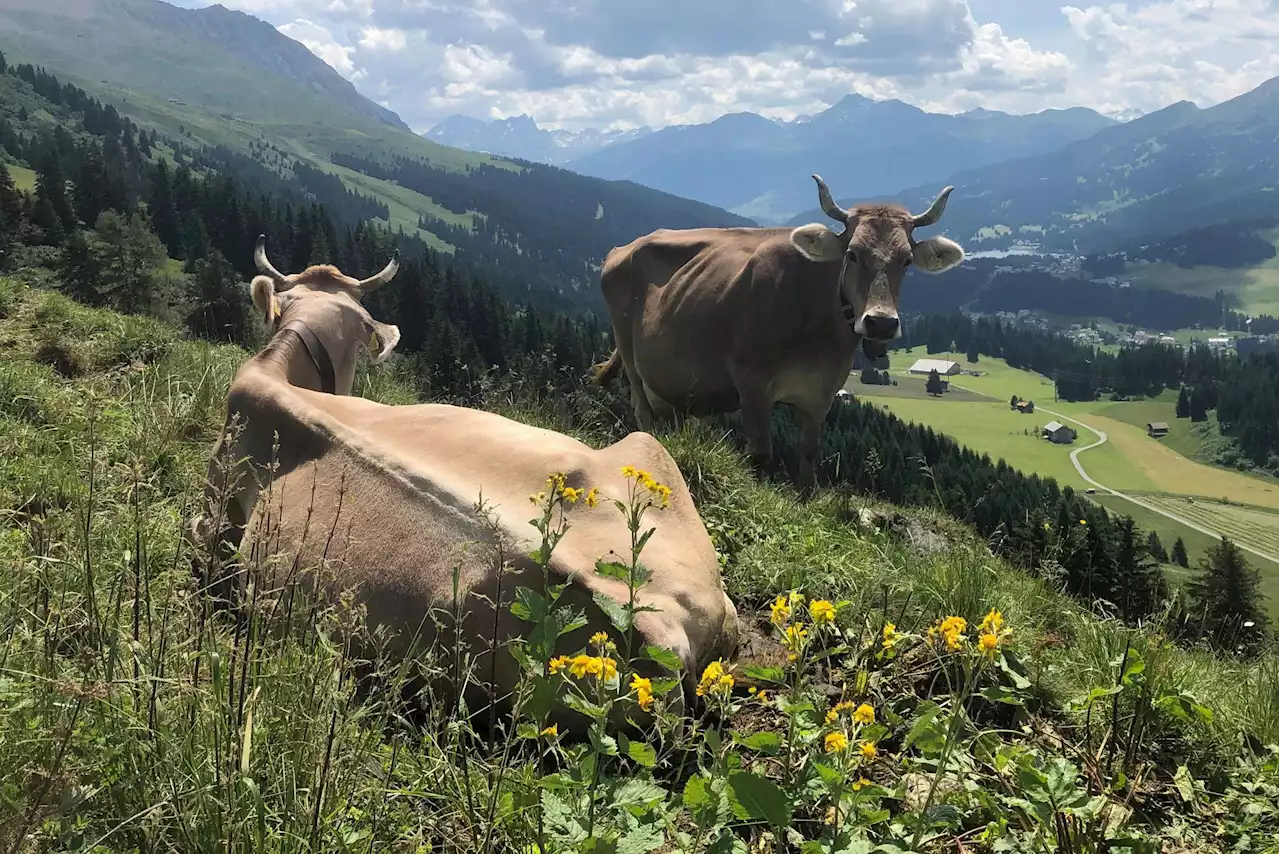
[979,632,1000,655]
[826,700,855,725]
[1042,521,1051,531]
[630,674,654,710]
[1079,519,1087,525]
[852,703,875,725]
[696,660,731,697]
[935,616,967,650]
[824,806,838,825]
[859,741,878,761]
[585,487,600,508]
[569,655,594,678]
[852,777,871,791]
[882,623,899,649]
[547,472,567,491]
[529,491,547,506]
[755,690,769,703]
[621,465,638,479]
[769,595,791,626]
[601,657,618,680]
[561,486,581,503]
[809,599,837,624]
[788,591,806,607]
[784,624,808,654]
[590,631,610,647]
[548,656,570,675]
[980,608,1004,635]
[540,724,558,737]
[824,732,849,754]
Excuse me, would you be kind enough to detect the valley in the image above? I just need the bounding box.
[848,350,1279,616]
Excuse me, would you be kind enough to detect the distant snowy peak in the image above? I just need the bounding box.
[424,114,653,164]
[1105,107,1147,123]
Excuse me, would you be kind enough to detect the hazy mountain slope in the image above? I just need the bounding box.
[0,0,755,312]
[562,96,1116,221]
[425,114,653,165]
[792,77,1279,255]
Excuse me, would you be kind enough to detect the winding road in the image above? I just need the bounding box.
[1035,405,1280,565]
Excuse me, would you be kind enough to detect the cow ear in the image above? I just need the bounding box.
[251,275,280,332]
[911,236,965,274]
[367,319,401,363]
[790,223,843,262]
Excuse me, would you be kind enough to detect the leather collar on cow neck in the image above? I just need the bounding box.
[277,319,337,395]
[837,292,889,359]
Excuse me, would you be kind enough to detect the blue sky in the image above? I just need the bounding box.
[174,0,1278,132]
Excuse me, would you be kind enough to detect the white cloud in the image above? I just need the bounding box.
[358,26,407,52]
[172,0,1276,132]
[277,19,359,79]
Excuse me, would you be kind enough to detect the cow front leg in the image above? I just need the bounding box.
[796,406,826,495]
[738,390,774,476]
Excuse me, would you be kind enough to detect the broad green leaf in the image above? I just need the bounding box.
[620,734,657,767]
[725,771,792,827]
[741,665,786,685]
[642,644,684,672]
[736,731,782,754]
[616,823,665,854]
[593,591,633,633]
[1173,765,1195,803]
[595,560,631,581]
[682,774,712,812]
[903,702,946,755]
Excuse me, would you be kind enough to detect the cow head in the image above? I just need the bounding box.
[249,235,401,394]
[789,175,965,343]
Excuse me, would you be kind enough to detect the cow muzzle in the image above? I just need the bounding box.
[858,312,900,342]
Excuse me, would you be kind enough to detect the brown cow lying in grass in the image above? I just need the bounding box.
[189,237,740,731]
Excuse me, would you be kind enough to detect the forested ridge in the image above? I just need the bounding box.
[0,55,1272,656]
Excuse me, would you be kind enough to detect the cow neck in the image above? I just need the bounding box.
[276,318,337,395]
[836,251,857,328]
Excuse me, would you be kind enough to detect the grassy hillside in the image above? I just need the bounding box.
[1,277,1276,851]
[852,351,1279,616]
[0,0,754,312]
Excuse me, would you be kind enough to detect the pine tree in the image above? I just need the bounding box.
[1175,385,1191,418]
[926,369,944,396]
[60,230,104,305]
[1188,537,1267,655]
[1171,537,1189,568]
[34,148,76,239]
[0,162,22,262]
[1146,530,1168,563]
[92,210,168,315]
[966,343,979,364]
[1115,519,1167,621]
[185,249,254,346]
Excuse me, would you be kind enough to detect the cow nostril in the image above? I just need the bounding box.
[863,314,900,339]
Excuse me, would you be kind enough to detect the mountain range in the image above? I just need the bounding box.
[0,0,753,312]
[790,76,1280,255]
[432,97,1119,222]
[425,114,653,165]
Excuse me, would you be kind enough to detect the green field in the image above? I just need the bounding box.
[862,351,1279,618]
[8,163,35,192]
[1123,232,1280,316]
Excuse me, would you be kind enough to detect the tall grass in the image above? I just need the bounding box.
[0,279,1275,853]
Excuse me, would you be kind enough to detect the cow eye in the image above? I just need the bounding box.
[902,256,913,267]
[845,249,858,263]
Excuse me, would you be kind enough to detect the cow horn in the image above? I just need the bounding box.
[253,234,292,291]
[811,173,848,223]
[357,249,400,293]
[911,186,954,228]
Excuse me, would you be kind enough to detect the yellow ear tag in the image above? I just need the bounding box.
[369,331,379,350]
[273,302,281,318]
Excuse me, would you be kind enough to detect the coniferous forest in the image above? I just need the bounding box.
[0,54,1272,655]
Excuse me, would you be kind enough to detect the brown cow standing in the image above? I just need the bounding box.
[595,175,966,489]
[190,237,739,729]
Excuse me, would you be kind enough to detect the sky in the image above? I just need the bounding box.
[174,0,1279,133]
